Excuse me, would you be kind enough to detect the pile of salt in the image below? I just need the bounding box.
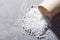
[22,8,49,39]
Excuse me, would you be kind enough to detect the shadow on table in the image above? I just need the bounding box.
[50,12,60,39]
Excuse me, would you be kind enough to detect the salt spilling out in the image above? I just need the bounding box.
[22,8,49,39]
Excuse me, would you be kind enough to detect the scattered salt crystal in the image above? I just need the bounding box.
[22,8,49,39]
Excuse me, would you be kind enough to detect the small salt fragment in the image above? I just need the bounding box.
[22,33,25,35]
[32,32,34,35]
[31,34,33,36]
[23,16,25,19]
[31,6,34,8]
[40,37,45,39]
[23,27,25,29]
[28,33,30,35]
[34,35,36,36]
[40,34,44,36]
[25,30,27,31]
[36,37,39,39]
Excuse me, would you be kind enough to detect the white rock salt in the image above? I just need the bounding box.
[22,8,49,39]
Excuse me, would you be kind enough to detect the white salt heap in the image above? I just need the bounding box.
[22,8,49,39]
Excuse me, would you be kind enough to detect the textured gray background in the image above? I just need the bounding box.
[0,0,59,40]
